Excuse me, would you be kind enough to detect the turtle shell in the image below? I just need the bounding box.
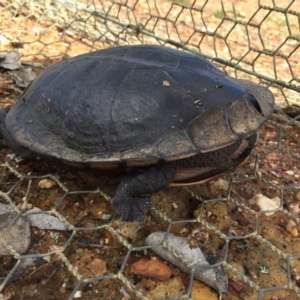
[5,45,274,169]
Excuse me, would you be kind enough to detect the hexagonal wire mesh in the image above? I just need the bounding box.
[0,0,299,299]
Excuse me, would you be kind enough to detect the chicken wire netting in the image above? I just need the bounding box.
[0,0,300,299]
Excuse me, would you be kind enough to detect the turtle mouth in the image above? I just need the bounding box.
[229,132,259,159]
[170,133,258,186]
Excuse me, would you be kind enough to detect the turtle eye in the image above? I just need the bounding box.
[246,93,263,114]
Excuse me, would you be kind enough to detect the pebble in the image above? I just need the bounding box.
[145,277,186,299]
[296,191,300,201]
[86,258,107,276]
[72,250,107,278]
[290,203,300,214]
[73,291,82,298]
[249,194,280,216]
[180,275,190,286]
[3,289,14,299]
[130,259,172,281]
[209,178,229,192]
[115,220,140,240]
[285,170,294,176]
[236,217,251,226]
[0,212,31,255]
[38,179,56,189]
[191,280,218,300]
[229,279,246,293]
[286,220,298,237]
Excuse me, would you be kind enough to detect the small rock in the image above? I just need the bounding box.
[191,280,218,300]
[145,277,185,299]
[135,278,156,294]
[229,279,246,293]
[115,220,139,240]
[286,220,298,237]
[85,258,107,277]
[73,291,82,298]
[172,202,178,209]
[71,251,107,278]
[0,204,13,215]
[236,217,251,226]
[0,212,31,255]
[131,258,172,281]
[290,203,300,214]
[191,228,209,243]
[249,194,280,216]
[296,191,300,201]
[180,275,190,286]
[285,170,294,176]
[3,288,14,299]
[38,179,56,189]
[209,178,229,192]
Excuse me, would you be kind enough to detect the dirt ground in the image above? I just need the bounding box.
[0,0,300,300]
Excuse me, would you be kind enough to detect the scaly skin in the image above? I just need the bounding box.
[112,164,177,222]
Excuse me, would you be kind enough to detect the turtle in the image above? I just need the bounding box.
[0,45,274,222]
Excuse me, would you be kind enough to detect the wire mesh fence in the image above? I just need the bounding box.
[0,0,300,299]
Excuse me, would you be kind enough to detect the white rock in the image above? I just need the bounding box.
[38,179,56,189]
[285,170,294,176]
[290,203,300,214]
[73,291,82,298]
[286,220,298,237]
[209,178,229,192]
[249,194,280,216]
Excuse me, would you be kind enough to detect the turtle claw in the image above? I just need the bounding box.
[112,196,151,223]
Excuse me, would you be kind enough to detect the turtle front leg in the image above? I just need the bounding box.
[112,163,176,222]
